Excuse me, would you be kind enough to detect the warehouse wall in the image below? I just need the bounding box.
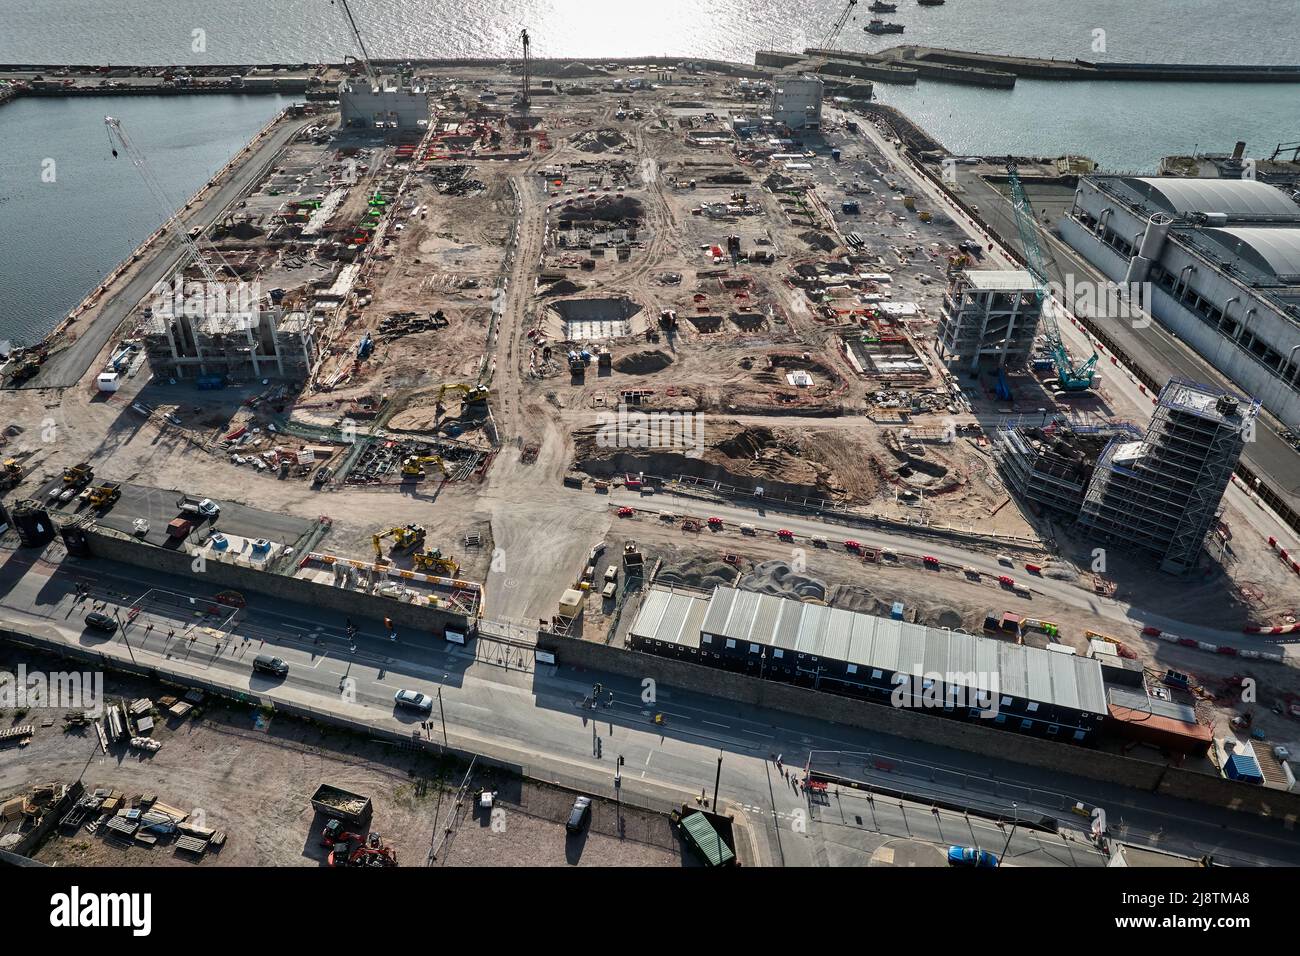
[81,527,469,636]
[540,632,1300,819]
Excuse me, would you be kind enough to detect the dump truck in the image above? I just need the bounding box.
[88,481,122,509]
[62,462,93,487]
[310,783,373,827]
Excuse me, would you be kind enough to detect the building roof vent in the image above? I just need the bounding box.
[1216,394,1240,417]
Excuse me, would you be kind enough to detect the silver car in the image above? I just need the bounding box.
[394,689,433,713]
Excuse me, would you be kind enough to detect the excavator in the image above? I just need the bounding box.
[400,454,449,478]
[372,524,426,559]
[434,383,489,424]
[412,548,459,576]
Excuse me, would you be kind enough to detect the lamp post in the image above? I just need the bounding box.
[615,755,624,835]
[436,674,448,746]
[1000,802,1019,860]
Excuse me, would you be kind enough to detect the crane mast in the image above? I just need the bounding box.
[519,29,531,112]
[104,115,232,291]
[820,0,859,49]
[1004,162,1097,391]
[333,0,377,87]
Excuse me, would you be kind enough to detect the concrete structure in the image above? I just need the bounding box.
[1059,175,1300,430]
[1078,379,1256,574]
[995,418,1144,516]
[143,305,316,380]
[936,269,1043,372]
[768,73,823,130]
[996,381,1255,574]
[339,74,430,129]
[628,585,1107,743]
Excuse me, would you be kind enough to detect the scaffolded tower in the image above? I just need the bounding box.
[1078,379,1257,574]
[936,270,1043,373]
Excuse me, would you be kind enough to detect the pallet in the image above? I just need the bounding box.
[0,725,34,742]
[175,835,208,855]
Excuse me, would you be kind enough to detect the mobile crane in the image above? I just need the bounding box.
[1005,163,1098,391]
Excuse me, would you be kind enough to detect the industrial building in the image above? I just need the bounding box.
[142,305,317,381]
[1059,175,1300,430]
[628,585,1108,743]
[936,269,1043,372]
[768,73,824,130]
[339,74,430,129]
[995,379,1256,574]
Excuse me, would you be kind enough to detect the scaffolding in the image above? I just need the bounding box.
[994,421,1142,517]
[142,307,316,381]
[1078,379,1257,574]
[936,270,1043,373]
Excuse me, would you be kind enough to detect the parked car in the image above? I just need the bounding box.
[947,846,999,868]
[617,507,634,517]
[776,529,794,540]
[566,795,592,833]
[84,611,118,634]
[393,689,434,713]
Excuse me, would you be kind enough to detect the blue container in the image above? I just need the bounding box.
[1225,753,1263,783]
[890,601,904,621]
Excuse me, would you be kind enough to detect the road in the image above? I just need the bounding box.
[30,113,317,390]
[2,546,1299,867]
[600,485,1290,655]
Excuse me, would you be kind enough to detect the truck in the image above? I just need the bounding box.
[177,495,220,518]
[310,783,373,827]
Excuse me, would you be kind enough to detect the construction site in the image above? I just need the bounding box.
[4,0,1300,867]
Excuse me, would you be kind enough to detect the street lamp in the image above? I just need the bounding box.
[1000,801,1019,859]
[615,755,624,836]
[436,674,448,747]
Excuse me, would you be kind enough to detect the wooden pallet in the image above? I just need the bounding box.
[175,835,208,855]
[0,725,34,742]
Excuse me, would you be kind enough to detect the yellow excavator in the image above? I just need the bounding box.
[372,524,426,559]
[412,549,459,576]
[437,383,489,405]
[400,455,448,478]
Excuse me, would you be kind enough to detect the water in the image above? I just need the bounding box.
[1,0,1297,345]
[0,94,291,346]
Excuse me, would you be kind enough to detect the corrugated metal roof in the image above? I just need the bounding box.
[629,588,709,648]
[701,587,1106,714]
[1126,177,1300,218]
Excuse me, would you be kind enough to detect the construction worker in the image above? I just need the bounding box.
[384,616,393,631]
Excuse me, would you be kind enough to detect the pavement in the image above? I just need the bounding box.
[28,113,317,390]
[34,478,317,550]
[3,545,1300,867]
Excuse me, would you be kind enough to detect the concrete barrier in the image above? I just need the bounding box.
[82,526,469,636]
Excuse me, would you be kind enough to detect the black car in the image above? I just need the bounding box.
[252,655,289,678]
[566,796,592,833]
[84,611,118,634]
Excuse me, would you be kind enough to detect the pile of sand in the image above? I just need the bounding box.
[614,351,673,375]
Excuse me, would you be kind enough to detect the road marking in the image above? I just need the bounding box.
[741,728,775,739]
[703,720,730,728]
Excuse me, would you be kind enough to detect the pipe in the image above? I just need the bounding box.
[1222,296,1240,333]
[1176,265,1195,299]
[1287,344,1300,386]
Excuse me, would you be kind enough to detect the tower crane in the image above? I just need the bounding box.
[330,0,377,87]
[819,0,859,50]
[1004,162,1098,391]
[518,29,532,112]
[104,115,235,291]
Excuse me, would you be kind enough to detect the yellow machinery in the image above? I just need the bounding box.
[412,549,459,576]
[372,524,426,558]
[436,383,489,408]
[62,462,93,486]
[87,481,122,508]
[0,459,21,491]
[401,455,448,477]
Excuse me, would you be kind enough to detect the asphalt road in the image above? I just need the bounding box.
[29,114,317,390]
[35,478,317,549]
[2,547,1299,867]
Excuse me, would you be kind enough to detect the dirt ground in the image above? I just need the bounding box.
[0,647,687,868]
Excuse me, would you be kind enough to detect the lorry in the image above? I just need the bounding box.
[177,494,220,518]
[310,783,373,827]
